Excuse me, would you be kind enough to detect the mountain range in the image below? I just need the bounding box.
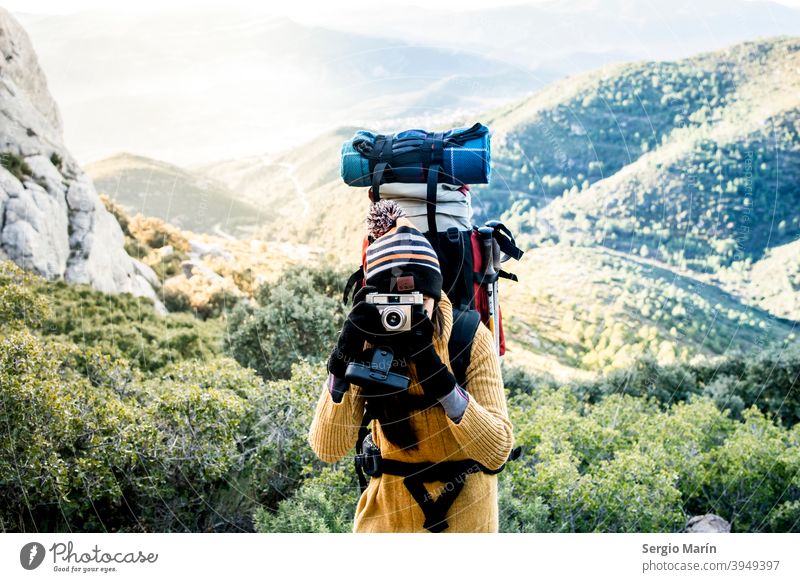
[2,5,797,379]
[84,36,798,377]
[14,0,800,165]
[87,153,263,238]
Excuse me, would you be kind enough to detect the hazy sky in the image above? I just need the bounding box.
[6,0,543,17]
[7,0,800,18]
[7,0,800,165]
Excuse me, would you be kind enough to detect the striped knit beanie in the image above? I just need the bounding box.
[364,201,443,300]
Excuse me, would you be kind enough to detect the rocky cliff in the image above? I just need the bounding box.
[0,8,157,302]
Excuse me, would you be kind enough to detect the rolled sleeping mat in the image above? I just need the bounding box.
[379,183,473,233]
[340,123,490,187]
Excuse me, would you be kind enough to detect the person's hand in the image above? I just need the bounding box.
[383,304,432,358]
[326,285,384,381]
[407,303,435,354]
[397,304,457,400]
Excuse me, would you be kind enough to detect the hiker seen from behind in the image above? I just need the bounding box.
[308,201,515,533]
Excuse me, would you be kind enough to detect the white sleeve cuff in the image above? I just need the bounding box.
[437,383,469,423]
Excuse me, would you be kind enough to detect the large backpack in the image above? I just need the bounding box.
[341,123,524,356]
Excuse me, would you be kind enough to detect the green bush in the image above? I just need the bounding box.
[691,408,800,532]
[254,467,358,533]
[129,358,259,532]
[50,152,63,170]
[0,261,50,330]
[0,338,308,532]
[1,260,334,532]
[0,151,33,182]
[225,265,348,380]
[498,465,552,532]
[695,344,800,427]
[501,362,559,398]
[504,385,798,532]
[242,361,328,510]
[565,343,800,427]
[39,279,223,372]
[0,331,157,532]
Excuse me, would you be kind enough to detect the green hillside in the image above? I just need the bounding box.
[484,39,800,277]
[87,153,264,237]
[530,105,800,272]
[480,60,735,214]
[714,239,800,321]
[480,37,799,216]
[501,245,797,378]
[199,126,362,252]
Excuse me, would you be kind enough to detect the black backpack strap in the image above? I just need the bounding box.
[343,266,364,305]
[402,468,466,533]
[380,458,475,533]
[369,135,394,201]
[485,220,524,261]
[447,307,481,389]
[424,132,445,242]
[371,162,387,201]
[426,164,439,237]
[498,269,518,282]
[355,404,374,494]
[459,230,476,311]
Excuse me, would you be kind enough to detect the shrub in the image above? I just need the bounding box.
[254,467,358,533]
[691,407,800,532]
[39,280,223,372]
[225,265,348,380]
[162,270,243,320]
[0,331,157,532]
[132,358,258,531]
[501,362,559,398]
[498,465,553,532]
[0,260,327,532]
[50,152,63,170]
[504,385,798,532]
[568,345,800,427]
[0,151,32,182]
[0,261,50,330]
[243,361,328,509]
[696,343,800,427]
[127,215,189,252]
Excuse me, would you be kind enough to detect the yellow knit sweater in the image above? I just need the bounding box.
[308,292,514,533]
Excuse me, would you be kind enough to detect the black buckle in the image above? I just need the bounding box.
[368,347,393,381]
[357,433,382,477]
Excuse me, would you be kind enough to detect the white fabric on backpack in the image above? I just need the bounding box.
[378,183,473,232]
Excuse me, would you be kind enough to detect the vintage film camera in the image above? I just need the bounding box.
[365,291,424,332]
[343,292,424,395]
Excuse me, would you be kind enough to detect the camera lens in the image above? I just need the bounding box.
[382,307,406,331]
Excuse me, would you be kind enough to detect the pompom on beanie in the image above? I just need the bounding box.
[363,200,443,300]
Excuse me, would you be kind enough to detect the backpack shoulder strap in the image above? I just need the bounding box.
[447,307,481,390]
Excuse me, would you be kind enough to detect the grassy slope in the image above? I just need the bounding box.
[501,245,797,378]
[714,239,800,321]
[199,126,364,258]
[87,153,264,237]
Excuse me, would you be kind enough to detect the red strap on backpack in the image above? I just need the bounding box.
[469,230,505,356]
